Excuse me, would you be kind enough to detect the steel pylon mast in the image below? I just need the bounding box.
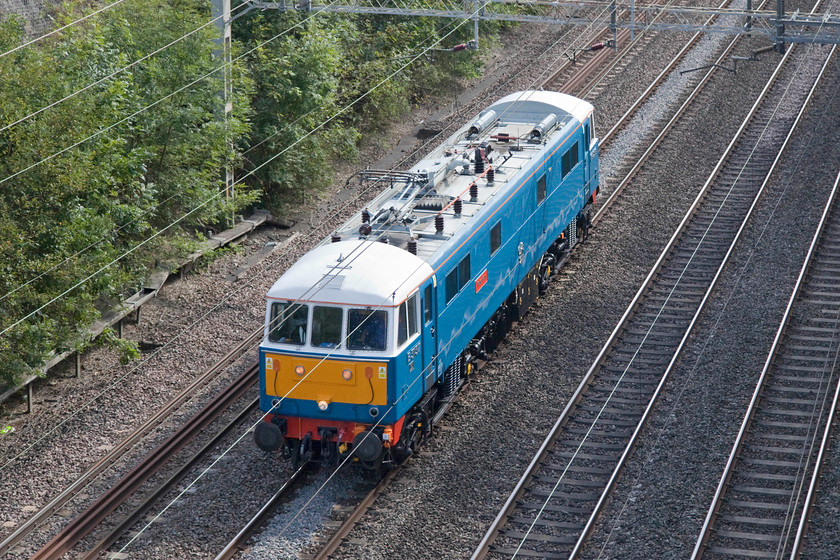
[237,0,840,49]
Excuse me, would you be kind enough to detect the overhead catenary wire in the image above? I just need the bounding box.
[0,4,476,338]
[0,1,248,136]
[0,0,130,61]
[0,3,477,472]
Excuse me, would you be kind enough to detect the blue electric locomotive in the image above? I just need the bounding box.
[254,90,599,469]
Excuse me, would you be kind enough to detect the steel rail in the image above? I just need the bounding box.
[791,171,840,555]
[213,462,312,560]
[593,0,769,224]
[472,18,807,559]
[80,396,260,559]
[691,52,840,557]
[310,464,403,560]
[29,363,258,560]
[0,328,262,557]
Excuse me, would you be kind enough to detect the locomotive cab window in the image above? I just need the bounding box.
[347,309,387,351]
[269,302,309,344]
[398,294,419,346]
[490,222,501,255]
[312,306,342,348]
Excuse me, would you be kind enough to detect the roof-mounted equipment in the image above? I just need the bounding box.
[468,109,497,138]
[529,113,557,142]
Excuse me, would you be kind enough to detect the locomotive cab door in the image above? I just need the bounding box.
[583,119,592,200]
[420,279,437,392]
[583,117,598,201]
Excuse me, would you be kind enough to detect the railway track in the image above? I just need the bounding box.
[247,7,766,559]
[214,462,312,560]
[692,63,840,557]
[470,26,832,560]
[29,366,257,560]
[12,355,260,559]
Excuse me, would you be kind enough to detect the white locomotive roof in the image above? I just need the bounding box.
[317,90,594,268]
[487,90,592,125]
[265,90,594,308]
[266,240,434,306]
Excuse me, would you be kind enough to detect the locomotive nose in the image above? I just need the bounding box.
[254,421,285,452]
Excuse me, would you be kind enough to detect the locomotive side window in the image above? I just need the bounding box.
[537,174,546,204]
[398,294,419,346]
[490,222,501,254]
[445,269,458,303]
[347,309,387,351]
[445,255,471,303]
[269,302,309,344]
[312,306,342,348]
[562,141,580,178]
[423,285,432,323]
[458,255,471,290]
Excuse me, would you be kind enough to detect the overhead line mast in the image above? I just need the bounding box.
[213,0,235,226]
[243,0,840,49]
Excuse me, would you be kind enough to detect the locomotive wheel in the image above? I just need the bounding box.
[361,459,384,481]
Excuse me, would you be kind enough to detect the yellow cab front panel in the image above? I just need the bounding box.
[263,352,388,407]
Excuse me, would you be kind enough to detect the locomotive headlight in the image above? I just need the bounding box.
[295,365,305,377]
[317,400,329,411]
[342,368,353,381]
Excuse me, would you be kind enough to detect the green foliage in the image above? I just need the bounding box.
[0,1,253,385]
[232,6,487,206]
[0,0,504,386]
[86,327,141,365]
